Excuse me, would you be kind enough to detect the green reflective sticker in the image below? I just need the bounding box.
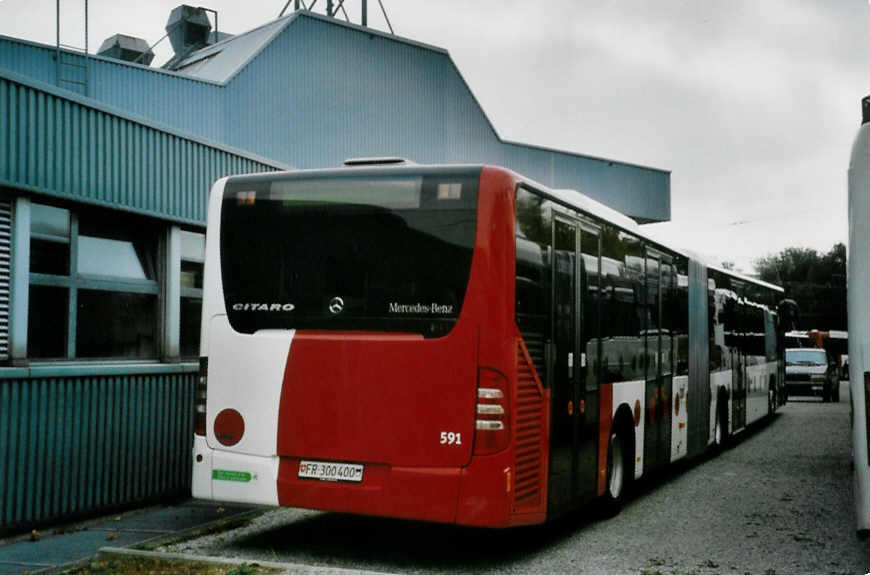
[212,469,252,482]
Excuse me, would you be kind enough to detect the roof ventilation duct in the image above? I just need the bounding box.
[96,34,154,65]
[166,5,212,57]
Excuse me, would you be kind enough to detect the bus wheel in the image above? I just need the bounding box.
[714,402,729,449]
[834,382,841,403]
[603,430,627,515]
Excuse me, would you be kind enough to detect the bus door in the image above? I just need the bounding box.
[643,248,667,470]
[577,222,601,501]
[658,256,674,464]
[733,300,747,431]
[548,217,580,512]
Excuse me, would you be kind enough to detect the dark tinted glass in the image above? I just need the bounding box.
[710,270,740,370]
[515,188,553,379]
[28,285,68,358]
[672,255,689,376]
[600,226,644,383]
[180,296,202,358]
[76,290,157,358]
[580,230,599,389]
[221,170,480,337]
[31,238,69,275]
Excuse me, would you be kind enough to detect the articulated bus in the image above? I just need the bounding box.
[849,95,870,533]
[192,161,785,527]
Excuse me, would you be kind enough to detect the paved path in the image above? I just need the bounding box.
[0,501,256,574]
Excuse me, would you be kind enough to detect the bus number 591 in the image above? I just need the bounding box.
[440,432,461,445]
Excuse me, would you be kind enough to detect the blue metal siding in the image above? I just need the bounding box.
[0,72,278,224]
[221,17,501,169]
[0,37,226,141]
[504,142,671,222]
[1,19,670,222]
[0,38,56,86]
[0,371,195,532]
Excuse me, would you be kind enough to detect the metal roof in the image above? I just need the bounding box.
[168,15,294,83]
[0,11,672,223]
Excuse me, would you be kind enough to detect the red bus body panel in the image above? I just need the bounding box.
[271,167,550,527]
[276,329,478,467]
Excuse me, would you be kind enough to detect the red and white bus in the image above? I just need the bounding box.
[192,161,784,527]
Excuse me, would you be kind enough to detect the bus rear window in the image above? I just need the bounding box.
[220,170,480,337]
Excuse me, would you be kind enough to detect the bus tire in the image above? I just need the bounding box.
[714,394,729,449]
[834,382,841,403]
[603,431,626,515]
[603,413,634,516]
[768,385,775,417]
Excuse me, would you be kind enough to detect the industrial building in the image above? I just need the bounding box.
[0,5,670,532]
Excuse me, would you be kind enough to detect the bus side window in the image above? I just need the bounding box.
[600,226,644,383]
[516,187,553,381]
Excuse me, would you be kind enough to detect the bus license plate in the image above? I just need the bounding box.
[298,460,364,483]
[812,385,823,391]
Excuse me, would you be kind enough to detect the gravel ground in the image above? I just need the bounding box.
[163,382,870,575]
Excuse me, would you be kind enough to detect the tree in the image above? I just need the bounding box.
[754,243,846,330]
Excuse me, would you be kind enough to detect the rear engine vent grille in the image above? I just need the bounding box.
[512,339,546,513]
[520,329,545,379]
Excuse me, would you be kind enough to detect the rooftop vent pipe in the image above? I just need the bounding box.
[96,34,154,65]
[166,5,212,56]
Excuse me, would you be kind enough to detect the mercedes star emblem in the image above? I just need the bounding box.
[328,296,344,314]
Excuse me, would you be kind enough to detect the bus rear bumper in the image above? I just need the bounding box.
[276,451,540,527]
[276,457,462,523]
[192,435,280,506]
[194,439,543,527]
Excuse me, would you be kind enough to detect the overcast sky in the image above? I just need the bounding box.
[0,0,867,273]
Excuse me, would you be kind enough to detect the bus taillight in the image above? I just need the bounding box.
[474,368,510,455]
[195,357,208,436]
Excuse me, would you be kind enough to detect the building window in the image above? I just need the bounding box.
[180,230,204,358]
[27,284,68,358]
[28,203,160,360]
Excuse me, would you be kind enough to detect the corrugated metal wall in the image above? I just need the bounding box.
[0,37,226,143]
[0,71,278,225]
[0,371,196,533]
[1,17,670,223]
[0,72,283,533]
[224,16,504,170]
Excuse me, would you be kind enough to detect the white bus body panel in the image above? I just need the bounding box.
[746,360,776,425]
[612,379,645,479]
[849,120,870,532]
[205,316,293,456]
[193,177,288,506]
[200,177,230,354]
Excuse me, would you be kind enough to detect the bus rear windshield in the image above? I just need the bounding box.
[220,170,480,337]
